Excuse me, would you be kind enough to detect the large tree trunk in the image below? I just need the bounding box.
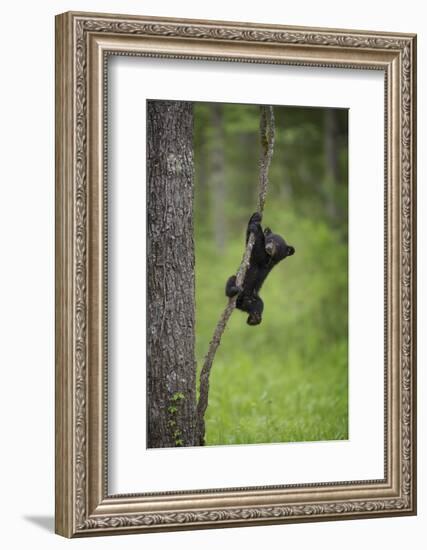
[147,100,197,448]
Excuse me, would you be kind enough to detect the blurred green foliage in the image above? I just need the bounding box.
[194,102,348,446]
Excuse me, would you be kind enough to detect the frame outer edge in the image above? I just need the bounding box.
[55,12,75,538]
[409,34,417,514]
[62,10,416,40]
[54,10,417,537]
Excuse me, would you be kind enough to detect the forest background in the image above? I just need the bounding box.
[193,102,349,446]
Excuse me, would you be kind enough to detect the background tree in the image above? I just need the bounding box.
[210,103,227,251]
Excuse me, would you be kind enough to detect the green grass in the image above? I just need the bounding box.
[195,209,348,446]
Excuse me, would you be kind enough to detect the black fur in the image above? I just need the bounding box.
[225,212,295,325]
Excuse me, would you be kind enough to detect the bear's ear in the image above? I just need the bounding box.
[264,227,272,236]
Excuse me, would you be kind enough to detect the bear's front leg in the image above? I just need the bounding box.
[225,275,243,298]
[247,211,263,237]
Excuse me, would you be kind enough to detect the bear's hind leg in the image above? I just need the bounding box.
[246,296,264,326]
[225,275,242,298]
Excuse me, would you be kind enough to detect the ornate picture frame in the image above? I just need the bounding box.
[55,11,417,537]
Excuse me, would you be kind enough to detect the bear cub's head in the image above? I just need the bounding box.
[264,227,295,262]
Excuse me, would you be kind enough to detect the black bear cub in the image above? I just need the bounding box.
[225,212,295,326]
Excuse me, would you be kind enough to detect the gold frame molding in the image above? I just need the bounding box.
[55,11,417,537]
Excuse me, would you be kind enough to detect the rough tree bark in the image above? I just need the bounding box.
[147,100,197,448]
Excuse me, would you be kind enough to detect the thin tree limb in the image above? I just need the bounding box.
[196,105,275,445]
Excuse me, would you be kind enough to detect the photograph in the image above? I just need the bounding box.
[147,100,349,448]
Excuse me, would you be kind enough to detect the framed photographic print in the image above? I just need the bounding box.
[55,11,417,537]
